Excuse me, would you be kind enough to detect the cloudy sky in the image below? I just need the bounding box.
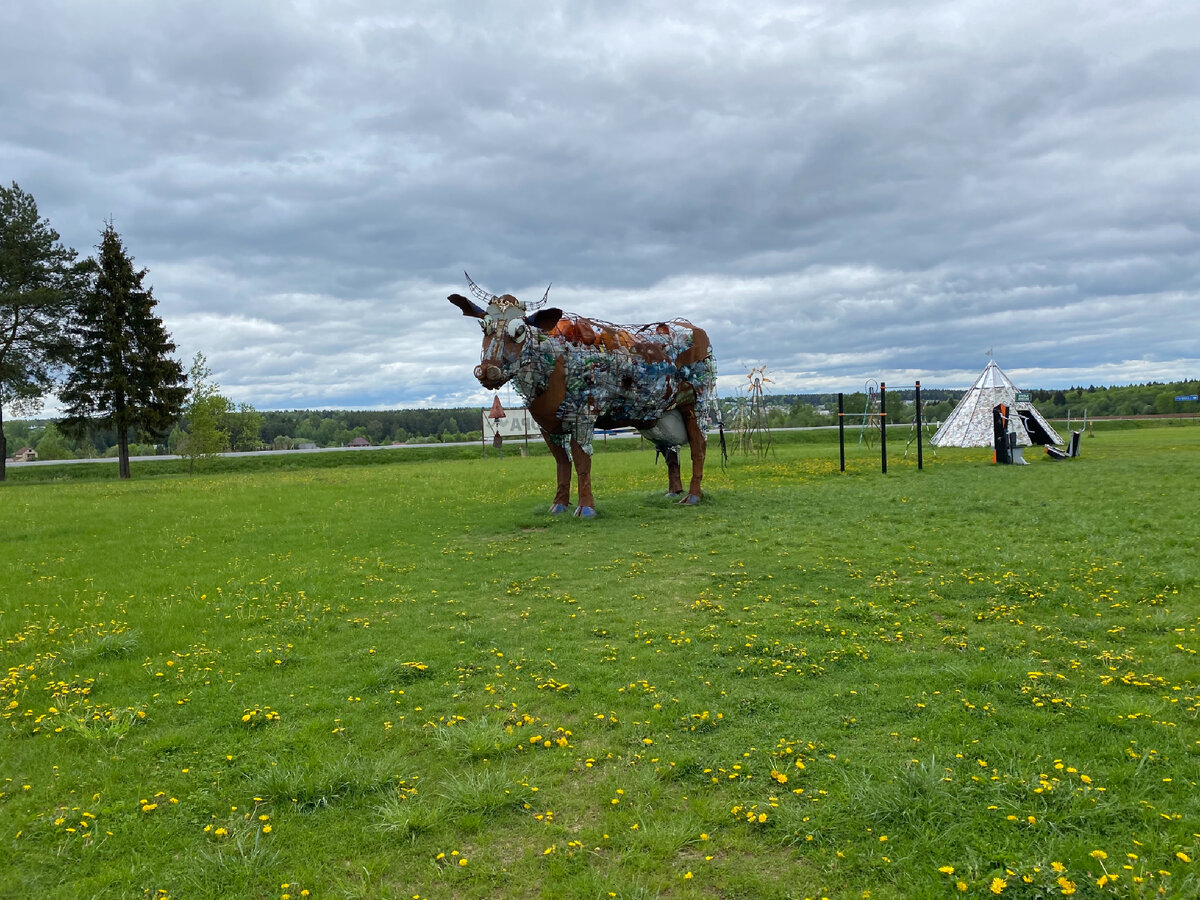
[4,0,1198,410]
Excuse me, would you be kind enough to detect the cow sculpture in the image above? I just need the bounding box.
[449,274,720,517]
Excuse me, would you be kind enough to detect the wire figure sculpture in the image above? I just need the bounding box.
[857,378,881,448]
[736,365,775,456]
[904,414,939,460]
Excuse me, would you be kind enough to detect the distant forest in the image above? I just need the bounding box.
[6,379,1197,461]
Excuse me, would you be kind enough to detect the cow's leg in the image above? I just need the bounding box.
[681,404,707,505]
[664,447,684,496]
[570,438,597,517]
[543,433,572,514]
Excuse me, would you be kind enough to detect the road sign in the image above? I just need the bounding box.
[1015,392,1031,403]
[1176,394,1198,402]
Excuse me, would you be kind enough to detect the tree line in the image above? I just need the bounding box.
[7,380,1198,468]
[724,382,1198,430]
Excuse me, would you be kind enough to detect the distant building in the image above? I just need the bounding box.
[13,447,37,462]
[347,437,371,448]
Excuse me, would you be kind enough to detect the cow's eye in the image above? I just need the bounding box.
[507,319,527,342]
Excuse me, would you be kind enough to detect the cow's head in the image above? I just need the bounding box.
[449,290,562,389]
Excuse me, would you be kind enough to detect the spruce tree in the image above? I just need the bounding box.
[59,223,187,479]
[0,183,80,480]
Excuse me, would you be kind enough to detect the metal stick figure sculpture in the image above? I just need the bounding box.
[737,365,774,457]
[857,378,881,448]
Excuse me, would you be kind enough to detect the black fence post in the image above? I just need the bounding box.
[880,382,888,474]
[838,392,845,472]
[915,380,923,470]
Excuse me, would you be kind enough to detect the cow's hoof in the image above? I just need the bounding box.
[574,505,598,518]
[678,493,702,505]
[549,503,570,515]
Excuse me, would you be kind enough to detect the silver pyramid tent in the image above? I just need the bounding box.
[931,360,1062,448]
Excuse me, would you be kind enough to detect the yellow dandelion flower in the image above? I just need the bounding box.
[1089,850,1107,861]
[1176,852,1191,863]
[938,866,955,875]
[458,857,468,866]
[989,876,1006,894]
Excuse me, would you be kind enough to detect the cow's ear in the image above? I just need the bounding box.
[526,307,563,332]
[449,293,486,319]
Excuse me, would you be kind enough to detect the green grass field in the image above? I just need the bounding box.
[3,426,1198,899]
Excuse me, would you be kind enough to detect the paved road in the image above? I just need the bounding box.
[6,430,664,468]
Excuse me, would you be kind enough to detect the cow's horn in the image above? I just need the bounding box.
[465,271,497,304]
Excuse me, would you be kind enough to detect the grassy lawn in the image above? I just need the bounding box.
[3,425,1198,899]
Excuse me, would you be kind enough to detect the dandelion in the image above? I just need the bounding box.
[1089,850,1107,861]
[458,858,468,866]
[938,866,955,875]
[989,876,1006,894]
[1177,852,1191,863]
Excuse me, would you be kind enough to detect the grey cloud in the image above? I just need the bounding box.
[3,0,1197,411]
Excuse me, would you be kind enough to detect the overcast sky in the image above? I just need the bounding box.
[4,0,1198,410]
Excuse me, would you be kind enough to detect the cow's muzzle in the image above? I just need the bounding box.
[475,364,504,389]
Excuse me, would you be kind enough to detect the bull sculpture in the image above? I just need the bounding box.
[449,274,720,517]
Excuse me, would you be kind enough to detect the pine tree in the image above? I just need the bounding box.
[59,223,187,479]
[0,183,80,480]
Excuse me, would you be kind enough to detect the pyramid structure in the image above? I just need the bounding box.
[931,360,1062,448]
